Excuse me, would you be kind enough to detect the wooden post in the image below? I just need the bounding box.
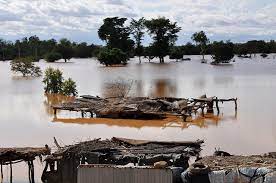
[28,161,31,183]
[215,97,220,115]
[207,101,214,113]
[10,161,12,183]
[81,111,84,118]
[234,98,238,111]
[31,161,34,183]
[201,107,205,117]
[54,109,57,116]
[0,162,3,182]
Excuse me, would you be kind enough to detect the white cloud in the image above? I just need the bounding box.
[0,0,275,43]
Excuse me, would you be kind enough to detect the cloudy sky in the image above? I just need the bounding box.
[0,0,276,44]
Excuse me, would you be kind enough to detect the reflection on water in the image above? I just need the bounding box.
[44,93,75,115]
[101,79,177,98]
[52,112,237,130]
[101,79,134,98]
[149,79,177,97]
[213,76,234,86]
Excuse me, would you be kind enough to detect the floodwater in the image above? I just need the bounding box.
[1,55,276,182]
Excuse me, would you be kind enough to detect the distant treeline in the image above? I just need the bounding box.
[172,40,276,56]
[1,35,276,62]
[0,36,101,61]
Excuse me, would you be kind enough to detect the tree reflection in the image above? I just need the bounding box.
[149,79,177,97]
[44,93,75,115]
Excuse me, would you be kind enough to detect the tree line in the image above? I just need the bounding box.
[1,17,276,64]
[0,36,101,62]
[97,17,276,65]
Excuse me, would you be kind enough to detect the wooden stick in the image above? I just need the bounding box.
[28,161,31,183]
[31,161,34,183]
[10,161,12,183]
[215,97,220,114]
[235,98,238,111]
[0,162,3,182]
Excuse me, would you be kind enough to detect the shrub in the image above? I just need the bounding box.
[211,41,235,64]
[43,68,64,94]
[97,48,128,66]
[61,78,78,96]
[45,52,62,62]
[43,67,78,96]
[169,47,184,61]
[10,57,42,77]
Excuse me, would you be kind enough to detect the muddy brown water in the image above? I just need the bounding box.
[1,55,276,182]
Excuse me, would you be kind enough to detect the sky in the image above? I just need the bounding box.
[0,0,276,45]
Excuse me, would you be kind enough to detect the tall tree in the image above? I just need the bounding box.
[98,17,134,55]
[144,17,181,63]
[191,31,209,60]
[211,41,234,64]
[130,17,146,63]
[28,35,40,61]
[15,40,21,58]
[56,38,74,62]
[0,39,6,60]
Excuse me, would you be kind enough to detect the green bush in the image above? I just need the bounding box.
[61,78,78,96]
[10,57,42,77]
[43,67,78,96]
[43,68,63,94]
[211,41,235,64]
[97,48,128,66]
[45,52,62,62]
[169,47,184,61]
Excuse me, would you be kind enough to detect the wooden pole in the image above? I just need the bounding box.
[201,107,205,117]
[28,161,31,183]
[10,161,12,183]
[31,161,35,183]
[0,162,3,183]
[215,97,220,115]
[234,98,238,111]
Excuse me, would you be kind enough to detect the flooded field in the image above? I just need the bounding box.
[1,55,276,182]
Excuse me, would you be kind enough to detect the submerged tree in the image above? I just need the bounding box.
[169,47,184,61]
[144,17,181,63]
[28,35,40,61]
[211,41,235,64]
[130,17,146,63]
[98,17,134,55]
[61,78,78,96]
[56,38,74,62]
[192,31,209,61]
[97,48,127,66]
[45,52,62,62]
[10,57,42,77]
[43,67,78,96]
[43,68,64,94]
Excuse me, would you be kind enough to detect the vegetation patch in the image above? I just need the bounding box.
[43,67,78,96]
[10,57,42,77]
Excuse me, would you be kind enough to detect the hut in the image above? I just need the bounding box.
[42,137,203,183]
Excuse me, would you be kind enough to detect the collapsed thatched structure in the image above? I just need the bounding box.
[0,146,50,183]
[52,95,237,121]
[42,137,203,183]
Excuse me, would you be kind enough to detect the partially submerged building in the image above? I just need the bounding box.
[42,137,203,183]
